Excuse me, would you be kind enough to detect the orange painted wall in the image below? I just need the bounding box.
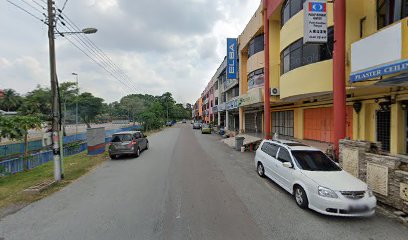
[304,106,353,143]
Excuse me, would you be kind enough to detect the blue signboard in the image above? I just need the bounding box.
[350,59,408,83]
[227,38,238,80]
[226,99,239,111]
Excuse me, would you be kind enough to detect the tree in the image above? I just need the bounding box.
[0,89,22,111]
[18,85,52,120]
[59,82,79,134]
[0,115,42,170]
[140,101,164,131]
[77,92,104,128]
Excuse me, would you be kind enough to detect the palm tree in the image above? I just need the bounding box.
[0,89,21,111]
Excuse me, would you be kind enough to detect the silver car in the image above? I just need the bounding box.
[108,131,149,159]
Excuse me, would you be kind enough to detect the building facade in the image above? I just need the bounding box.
[196,0,408,155]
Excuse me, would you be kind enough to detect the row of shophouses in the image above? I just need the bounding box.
[193,0,408,156]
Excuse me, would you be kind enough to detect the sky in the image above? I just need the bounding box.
[0,0,260,104]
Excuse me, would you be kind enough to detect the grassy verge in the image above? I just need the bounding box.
[0,151,109,217]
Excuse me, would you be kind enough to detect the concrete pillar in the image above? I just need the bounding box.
[225,110,229,130]
[218,112,221,126]
[239,107,245,133]
[390,102,405,154]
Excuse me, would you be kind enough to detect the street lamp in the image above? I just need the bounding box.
[72,73,79,139]
[58,28,98,36]
[47,0,97,182]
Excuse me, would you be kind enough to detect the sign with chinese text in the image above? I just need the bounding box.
[227,38,238,79]
[304,0,327,44]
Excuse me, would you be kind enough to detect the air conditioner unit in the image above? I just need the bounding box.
[270,88,280,96]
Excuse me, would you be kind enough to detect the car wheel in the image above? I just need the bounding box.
[294,186,309,209]
[257,163,265,178]
[109,154,116,160]
[145,141,149,150]
[135,148,140,158]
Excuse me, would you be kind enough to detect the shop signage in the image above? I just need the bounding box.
[227,38,238,80]
[238,88,263,107]
[226,98,239,111]
[218,102,226,111]
[212,106,218,113]
[304,0,327,44]
[350,59,408,83]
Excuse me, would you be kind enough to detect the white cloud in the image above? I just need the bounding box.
[0,0,260,104]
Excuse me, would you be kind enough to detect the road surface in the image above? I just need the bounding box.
[1,124,408,240]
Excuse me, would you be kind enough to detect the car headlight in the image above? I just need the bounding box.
[367,188,374,197]
[318,186,338,198]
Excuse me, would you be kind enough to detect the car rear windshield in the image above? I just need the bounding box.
[111,134,132,142]
[291,150,341,171]
[202,124,209,128]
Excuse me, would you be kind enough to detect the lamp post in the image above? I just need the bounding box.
[47,0,97,181]
[72,73,79,139]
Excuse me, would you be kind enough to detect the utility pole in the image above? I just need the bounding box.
[47,0,62,181]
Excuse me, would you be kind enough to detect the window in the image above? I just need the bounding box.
[377,0,408,29]
[248,68,264,90]
[231,86,240,98]
[111,134,132,142]
[376,110,391,151]
[215,97,218,105]
[261,142,279,158]
[280,27,334,75]
[135,132,142,139]
[292,150,341,171]
[215,81,218,90]
[272,111,294,137]
[277,148,292,163]
[248,35,264,58]
[281,0,306,27]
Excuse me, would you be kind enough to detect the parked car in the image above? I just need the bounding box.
[254,139,376,217]
[201,124,211,134]
[108,131,148,159]
[166,121,173,127]
[192,122,201,129]
[182,119,187,123]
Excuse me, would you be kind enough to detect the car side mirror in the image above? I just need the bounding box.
[282,162,293,168]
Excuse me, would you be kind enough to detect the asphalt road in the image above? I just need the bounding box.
[1,124,408,240]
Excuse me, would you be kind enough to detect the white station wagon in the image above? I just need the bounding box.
[255,139,376,216]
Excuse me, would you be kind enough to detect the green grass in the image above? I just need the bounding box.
[0,151,109,212]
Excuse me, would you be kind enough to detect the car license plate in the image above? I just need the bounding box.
[348,204,368,212]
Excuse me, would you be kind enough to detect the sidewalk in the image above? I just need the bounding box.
[221,132,331,153]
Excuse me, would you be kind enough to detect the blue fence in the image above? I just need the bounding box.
[0,125,143,158]
[0,140,43,159]
[0,125,143,175]
[0,143,88,175]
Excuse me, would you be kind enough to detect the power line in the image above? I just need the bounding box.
[58,13,139,90]
[54,27,133,95]
[6,0,46,24]
[60,0,69,12]
[57,21,138,91]
[31,0,46,10]
[18,0,44,15]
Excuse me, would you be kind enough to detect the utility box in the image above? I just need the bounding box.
[235,136,245,151]
[87,127,105,155]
